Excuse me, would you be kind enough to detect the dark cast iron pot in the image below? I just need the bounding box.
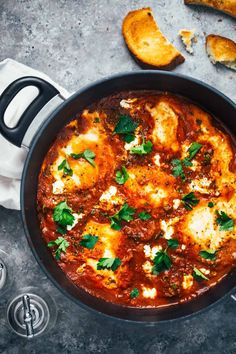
[0,71,235,323]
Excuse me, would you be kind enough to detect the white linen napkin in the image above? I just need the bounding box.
[0,59,71,210]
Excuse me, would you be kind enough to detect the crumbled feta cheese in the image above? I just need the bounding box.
[67,213,83,231]
[143,245,162,260]
[181,244,186,250]
[124,135,140,151]
[142,261,153,274]
[199,267,210,275]
[63,144,73,155]
[189,178,211,194]
[160,217,179,239]
[160,220,174,239]
[153,153,161,166]
[52,180,64,194]
[182,274,193,289]
[142,287,157,299]
[120,98,137,109]
[99,186,117,202]
[173,199,181,210]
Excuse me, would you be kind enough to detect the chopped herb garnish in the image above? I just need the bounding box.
[110,203,135,230]
[216,210,234,231]
[187,142,202,161]
[114,114,138,142]
[56,226,67,235]
[94,117,100,123]
[47,236,69,260]
[71,149,96,167]
[79,234,99,249]
[97,257,121,271]
[138,211,151,221]
[152,250,171,275]
[58,159,73,176]
[115,166,129,185]
[171,142,202,180]
[171,159,185,181]
[123,134,135,143]
[199,250,217,261]
[192,267,209,281]
[130,288,139,299]
[208,202,214,208]
[53,201,75,234]
[167,239,179,249]
[182,192,199,210]
[130,139,153,155]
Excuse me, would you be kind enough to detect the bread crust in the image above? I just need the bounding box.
[184,0,236,18]
[122,8,185,70]
[206,34,236,70]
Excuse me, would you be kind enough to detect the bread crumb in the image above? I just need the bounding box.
[179,29,197,54]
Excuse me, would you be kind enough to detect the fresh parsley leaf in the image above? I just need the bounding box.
[192,267,209,281]
[70,149,96,167]
[130,140,153,155]
[110,203,135,230]
[182,158,193,167]
[80,234,99,249]
[123,134,135,143]
[58,159,73,176]
[152,250,171,275]
[114,115,138,136]
[171,142,202,180]
[94,117,100,123]
[115,166,129,185]
[138,211,151,221]
[171,159,185,181]
[97,257,121,271]
[130,288,139,299]
[53,201,75,228]
[47,236,69,260]
[182,192,199,210]
[167,239,179,249]
[199,250,217,261]
[56,226,67,235]
[208,202,214,208]
[187,142,202,160]
[110,218,122,230]
[216,211,234,231]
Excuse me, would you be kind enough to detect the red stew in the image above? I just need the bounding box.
[37,91,236,307]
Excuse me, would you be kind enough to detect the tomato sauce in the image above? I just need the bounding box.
[37,91,236,307]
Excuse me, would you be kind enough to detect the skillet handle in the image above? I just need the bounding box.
[0,76,59,147]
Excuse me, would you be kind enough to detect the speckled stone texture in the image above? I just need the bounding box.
[0,0,235,353]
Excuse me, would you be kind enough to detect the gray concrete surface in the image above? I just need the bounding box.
[0,0,235,353]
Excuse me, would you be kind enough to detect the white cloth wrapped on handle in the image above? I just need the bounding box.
[0,59,70,210]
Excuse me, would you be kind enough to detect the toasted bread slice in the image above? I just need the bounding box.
[179,29,197,54]
[206,34,236,70]
[122,7,185,70]
[184,0,236,18]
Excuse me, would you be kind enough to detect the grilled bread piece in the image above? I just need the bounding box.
[206,34,236,70]
[122,7,185,70]
[184,0,236,18]
[179,29,197,54]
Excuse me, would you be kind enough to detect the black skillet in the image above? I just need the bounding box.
[0,71,235,323]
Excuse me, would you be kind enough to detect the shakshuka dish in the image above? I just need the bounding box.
[37,91,236,307]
